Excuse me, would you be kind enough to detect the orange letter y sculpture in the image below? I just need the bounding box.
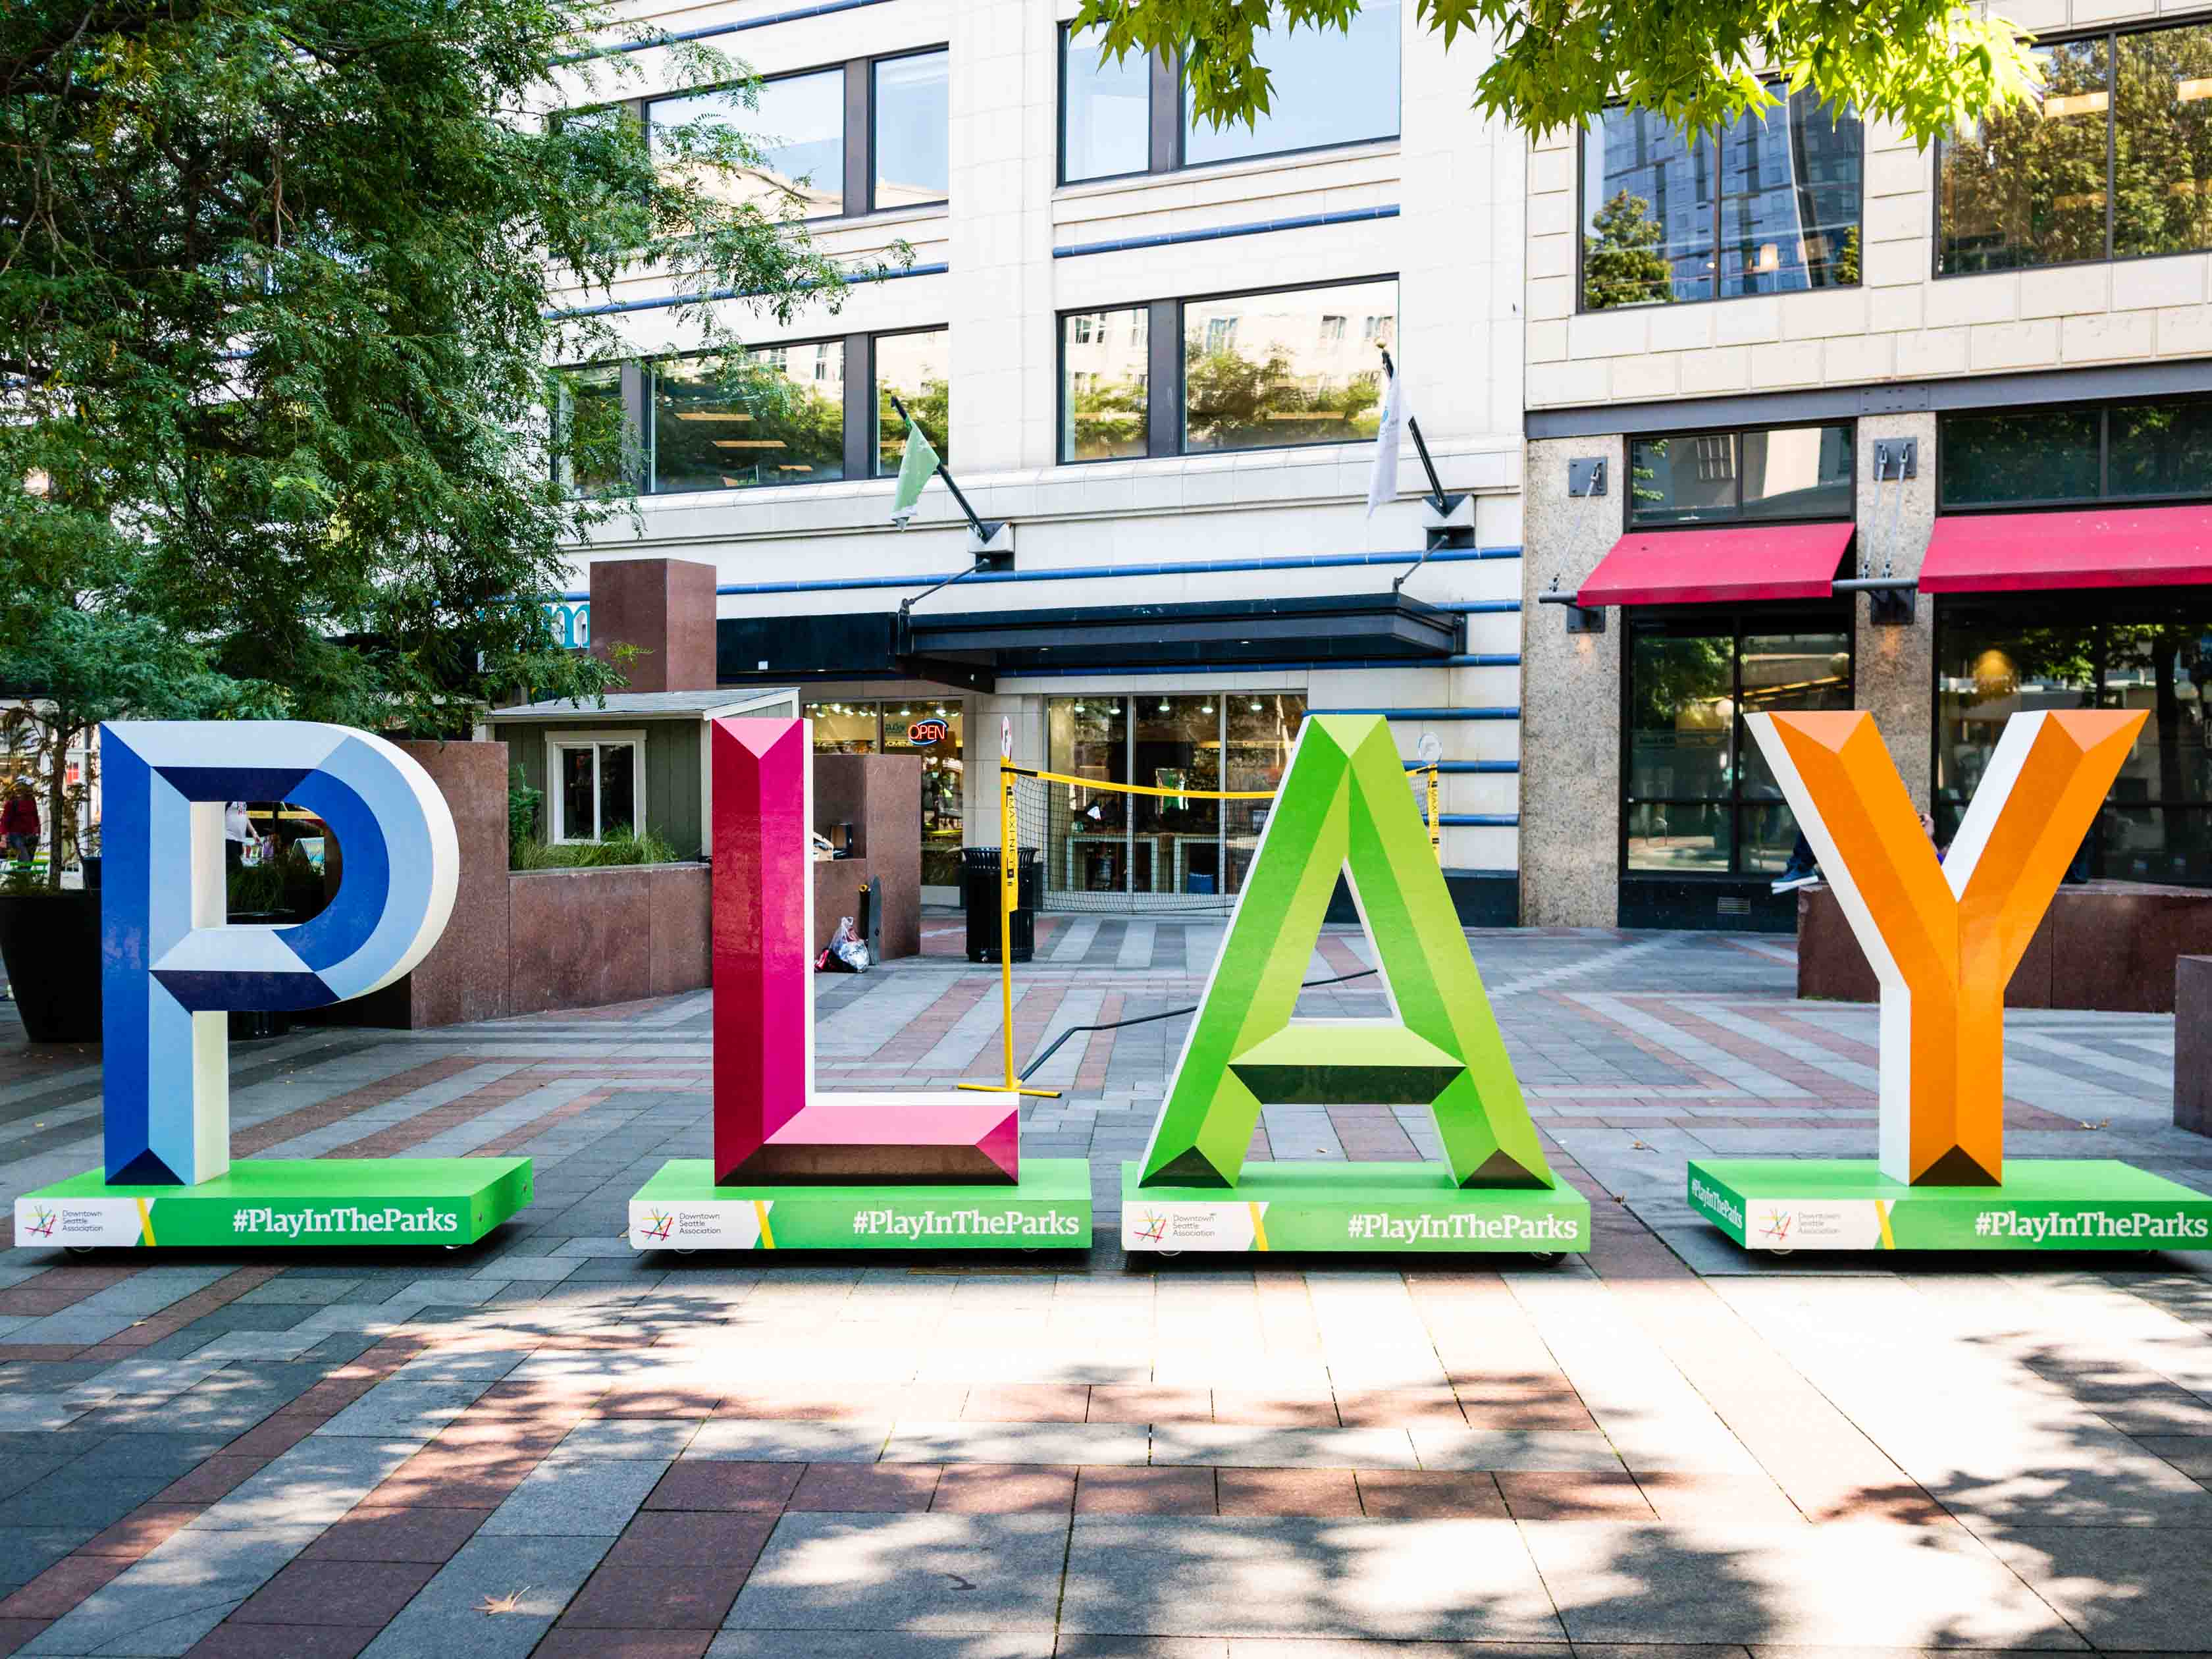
[1745,710,2144,1188]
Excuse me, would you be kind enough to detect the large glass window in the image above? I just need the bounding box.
[1625,617,1852,876]
[1941,20,2212,273]
[650,68,847,218]
[1629,425,1855,526]
[874,330,950,476]
[1182,0,1400,166]
[1061,25,1151,182]
[1182,280,1393,454]
[1060,307,1149,463]
[1045,693,1304,902]
[1584,89,1862,309]
[1937,600,2212,883]
[652,344,844,494]
[553,363,630,499]
[1940,399,2212,509]
[874,51,949,209]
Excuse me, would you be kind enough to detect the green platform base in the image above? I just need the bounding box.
[1689,1158,2212,1251]
[627,1157,1092,1251]
[14,1158,534,1250]
[1120,1161,1589,1253]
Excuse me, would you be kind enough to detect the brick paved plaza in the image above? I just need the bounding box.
[1,920,2208,1656]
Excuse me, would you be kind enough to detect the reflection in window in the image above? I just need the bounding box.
[1060,307,1149,461]
[1937,602,2211,883]
[650,68,845,218]
[1061,25,1150,181]
[874,51,949,208]
[1045,693,1305,902]
[804,700,966,886]
[1626,620,1850,874]
[652,346,844,494]
[1939,400,2212,508]
[553,363,630,498]
[1585,90,1862,309]
[874,330,950,476]
[1941,20,2212,271]
[2115,22,2212,259]
[1629,425,1853,525]
[1182,280,1393,454]
[1939,39,2110,273]
[1939,409,2101,507]
[1182,0,1400,165]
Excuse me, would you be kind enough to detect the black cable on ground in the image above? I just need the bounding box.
[1018,966,1377,1081]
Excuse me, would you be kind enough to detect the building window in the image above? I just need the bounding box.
[1628,425,1855,526]
[547,734,643,843]
[1625,619,1853,876]
[873,50,950,209]
[1061,24,1151,182]
[1059,305,1150,462]
[552,363,631,498]
[1940,20,2212,274]
[1059,280,1394,463]
[1046,693,1305,900]
[805,700,965,886]
[1937,600,2211,884]
[1184,280,1393,454]
[873,329,951,477]
[1582,90,1864,309]
[1182,0,1401,166]
[1059,4,1398,184]
[646,47,949,221]
[649,67,847,218]
[651,344,844,494]
[1939,399,2212,508]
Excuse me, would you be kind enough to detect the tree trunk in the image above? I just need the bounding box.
[44,712,76,892]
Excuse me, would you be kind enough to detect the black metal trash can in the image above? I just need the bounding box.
[962,846,1039,964]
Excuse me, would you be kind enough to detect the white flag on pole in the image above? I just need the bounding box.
[1365,363,1407,517]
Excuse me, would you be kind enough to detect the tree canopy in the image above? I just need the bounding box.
[1,0,853,762]
[1070,0,2042,149]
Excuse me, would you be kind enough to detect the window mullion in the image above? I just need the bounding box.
[2105,32,2119,262]
[1149,50,1180,173]
[1146,300,1180,458]
[845,57,872,218]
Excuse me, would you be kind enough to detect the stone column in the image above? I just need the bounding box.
[1851,412,1937,808]
[1519,434,1627,926]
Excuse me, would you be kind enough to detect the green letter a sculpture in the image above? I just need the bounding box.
[1138,714,1553,1192]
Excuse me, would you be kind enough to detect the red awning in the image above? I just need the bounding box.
[1920,504,2212,594]
[1576,522,1854,607]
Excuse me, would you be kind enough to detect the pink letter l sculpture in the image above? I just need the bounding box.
[711,718,1019,1184]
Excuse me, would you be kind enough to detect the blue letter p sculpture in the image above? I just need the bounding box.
[15,722,535,1250]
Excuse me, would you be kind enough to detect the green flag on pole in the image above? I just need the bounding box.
[889,415,939,527]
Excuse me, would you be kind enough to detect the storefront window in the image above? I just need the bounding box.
[1046,692,1304,903]
[1941,398,2212,508]
[1629,425,1854,526]
[803,702,880,753]
[1937,600,2212,883]
[883,701,964,887]
[1625,616,1851,876]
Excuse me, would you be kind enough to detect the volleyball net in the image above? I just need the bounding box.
[958,762,1441,1095]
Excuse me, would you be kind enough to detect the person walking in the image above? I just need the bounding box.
[1,783,39,866]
